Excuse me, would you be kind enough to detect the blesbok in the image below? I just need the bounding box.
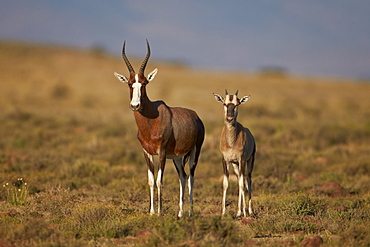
[213,90,256,217]
[114,40,205,217]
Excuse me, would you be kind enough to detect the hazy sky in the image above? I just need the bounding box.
[1,0,369,78]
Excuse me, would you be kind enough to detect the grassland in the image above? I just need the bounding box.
[0,41,369,246]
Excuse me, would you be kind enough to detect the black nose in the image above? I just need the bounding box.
[130,104,140,111]
[226,117,233,123]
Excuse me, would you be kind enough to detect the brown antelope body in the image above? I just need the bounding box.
[214,90,256,217]
[114,40,204,217]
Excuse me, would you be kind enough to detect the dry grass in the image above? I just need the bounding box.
[0,41,370,246]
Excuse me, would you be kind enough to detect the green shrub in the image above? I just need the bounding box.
[2,178,29,206]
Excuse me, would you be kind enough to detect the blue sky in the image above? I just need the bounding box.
[1,0,369,78]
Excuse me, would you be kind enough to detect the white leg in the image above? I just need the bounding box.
[173,158,186,218]
[188,147,196,216]
[236,174,242,217]
[143,150,156,215]
[188,174,194,216]
[222,158,229,215]
[222,174,229,215]
[232,163,244,217]
[156,169,163,216]
[232,163,240,177]
[147,169,155,215]
[179,179,185,218]
[236,174,246,217]
[240,174,247,217]
[246,155,254,215]
[156,151,167,216]
[246,174,253,215]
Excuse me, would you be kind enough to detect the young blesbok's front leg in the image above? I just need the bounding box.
[173,158,187,218]
[221,157,229,215]
[246,154,255,215]
[237,174,247,217]
[143,150,155,215]
[237,158,247,217]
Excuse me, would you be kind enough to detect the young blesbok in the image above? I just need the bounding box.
[213,90,256,217]
[114,40,205,217]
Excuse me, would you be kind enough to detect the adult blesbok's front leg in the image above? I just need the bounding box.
[156,151,166,216]
[173,158,187,218]
[221,157,229,215]
[143,150,155,215]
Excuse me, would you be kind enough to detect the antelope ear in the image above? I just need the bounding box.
[213,93,224,103]
[147,68,158,81]
[239,95,250,104]
[114,72,129,84]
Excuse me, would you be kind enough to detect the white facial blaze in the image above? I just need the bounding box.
[224,95,238,105]
[130,74,142,107]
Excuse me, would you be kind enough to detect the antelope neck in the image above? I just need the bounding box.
[225,122,237,147]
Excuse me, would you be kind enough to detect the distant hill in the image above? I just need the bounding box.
[1,40,368,123]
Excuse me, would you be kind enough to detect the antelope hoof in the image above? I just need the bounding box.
[178,211,183,218]
[189,205,193,217]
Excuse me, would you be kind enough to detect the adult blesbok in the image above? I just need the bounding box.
[213,90,256,217]
[114,40,205,217]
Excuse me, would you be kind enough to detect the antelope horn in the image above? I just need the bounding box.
[122,41,135,74]
[225,89,229,95]
[235,90,239,96]
[139,39,151,74]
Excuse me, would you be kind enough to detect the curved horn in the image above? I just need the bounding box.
[225,89,229,95]
[235,90,239,96]
[122,41,135,74]
[139,39,151,74]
